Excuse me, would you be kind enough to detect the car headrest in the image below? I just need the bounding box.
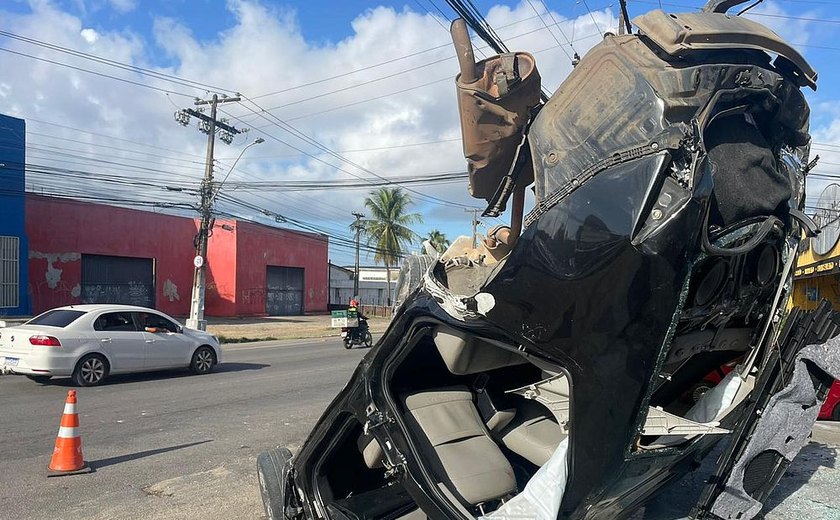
[433,326,527,375]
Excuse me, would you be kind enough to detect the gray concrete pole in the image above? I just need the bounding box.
[187,94,218,331]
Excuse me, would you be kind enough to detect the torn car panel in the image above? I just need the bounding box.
[633,10,817,89]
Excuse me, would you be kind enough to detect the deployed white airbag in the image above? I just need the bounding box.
[685,368,743,424]
[481,438,569,520]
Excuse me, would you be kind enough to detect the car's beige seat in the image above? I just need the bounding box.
[433,327,526,375]
[357,432,385,469]
[402,387,516,505]
[497,397,565,467]
[356,327,527,476]
[432,326,566,468]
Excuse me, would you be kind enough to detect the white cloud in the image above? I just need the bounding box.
[80,28,99,43]
[0,0,835,263]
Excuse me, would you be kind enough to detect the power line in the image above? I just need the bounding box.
[248,11,554,101]
[216,194,404,258]
[270,34,601,124]
[581,0,605,35]
[26,131,206,167]
[525,0,574,61]
[216,137,463,160]
[22,117,208,159]
[0,46,195,97]
[255,55,454,113]
[631,0,840,25]
[0,29,237,95]
[221,172,469,191]
[227,98,478,209]
[537,0,580,56]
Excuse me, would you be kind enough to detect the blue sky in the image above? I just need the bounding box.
[2,0,839,266]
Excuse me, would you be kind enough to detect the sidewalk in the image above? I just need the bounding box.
[206,314,390,343]
[0,314,390,344]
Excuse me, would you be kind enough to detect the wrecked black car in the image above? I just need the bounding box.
[257,2,840,519]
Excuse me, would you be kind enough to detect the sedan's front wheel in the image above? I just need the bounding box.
[72,354,109,387]
[190,346,216,375]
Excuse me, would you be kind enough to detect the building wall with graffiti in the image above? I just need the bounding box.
[25,194,328,317]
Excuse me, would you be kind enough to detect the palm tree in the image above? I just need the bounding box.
[426,229,450,254]
[359,187,422,305]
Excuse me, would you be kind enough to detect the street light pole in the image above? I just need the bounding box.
[212,137,265,204]
[352,212,365,300]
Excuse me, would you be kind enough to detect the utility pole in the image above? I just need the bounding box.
[465,208,480,248]
[352,212,365,300]
[618,0,632,35]
[175,94,242,331]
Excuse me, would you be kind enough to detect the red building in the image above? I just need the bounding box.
[25,195,328,317]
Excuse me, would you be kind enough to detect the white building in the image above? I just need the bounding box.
[329,264,398,307]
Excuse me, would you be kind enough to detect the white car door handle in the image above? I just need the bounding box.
[145,339,155,343]
[100,338,112,343]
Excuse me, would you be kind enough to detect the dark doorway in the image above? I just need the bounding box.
[81,254,155,307]
[266,266,304,316]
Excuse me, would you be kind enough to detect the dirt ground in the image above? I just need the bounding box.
[205,314,391,343]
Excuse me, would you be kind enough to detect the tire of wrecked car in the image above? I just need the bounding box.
[256,447,294,520]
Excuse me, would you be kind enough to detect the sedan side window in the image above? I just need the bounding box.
[136,312,179,333]
[94,312,139,332]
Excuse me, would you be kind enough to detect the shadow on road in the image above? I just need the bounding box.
[214,362,271,373]
[41,362,270,386]
[763,441,837,511]
[88,440,213,471]
[638,441,837,520]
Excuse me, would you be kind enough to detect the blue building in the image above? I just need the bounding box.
[0,114,29,316]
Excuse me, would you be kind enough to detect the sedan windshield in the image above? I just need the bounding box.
[26,309,87,328]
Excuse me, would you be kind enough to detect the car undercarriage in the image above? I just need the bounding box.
[257,2,840,519]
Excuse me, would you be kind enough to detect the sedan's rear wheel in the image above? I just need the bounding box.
[25,375,52,384]
[73,354,109,387]
[190,346,216,375]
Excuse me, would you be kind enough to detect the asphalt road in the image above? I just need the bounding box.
[1,338,839,520]
[0,337,368,520]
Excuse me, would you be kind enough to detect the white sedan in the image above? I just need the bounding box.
[0,304,222,386]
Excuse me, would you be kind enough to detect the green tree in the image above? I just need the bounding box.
[426,229,450,254]
[359,187,422,305]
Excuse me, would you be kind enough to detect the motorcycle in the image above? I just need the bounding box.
[341,316,372,349]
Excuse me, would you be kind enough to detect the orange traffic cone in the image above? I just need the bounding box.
[47,389,91,476]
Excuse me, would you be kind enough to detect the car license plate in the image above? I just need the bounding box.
[1,357,19,367]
